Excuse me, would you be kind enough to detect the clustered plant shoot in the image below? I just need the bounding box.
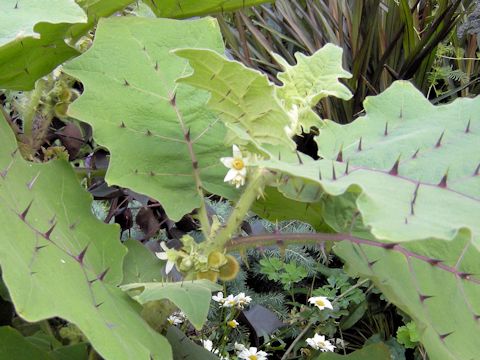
[0,1,479,360]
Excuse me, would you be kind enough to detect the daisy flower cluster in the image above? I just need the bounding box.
[212,292,252,309]
[304,295,336,353]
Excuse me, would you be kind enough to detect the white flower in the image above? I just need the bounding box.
[305,334,336,352]
[202,339,215,352]
[167,313,184,326]
[234,292,252,309]
[202,340,229,359]
[222,294,237,308]
[155,242,177,274]
[220,145,248,188]
[234,342,247,352]
[237,347,269,360]
[308,296,333,310]
[227,319,239,328]
[212,292,226,304]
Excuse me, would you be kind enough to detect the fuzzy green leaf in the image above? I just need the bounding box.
[0,116,172,359]
[144,0,273,18]
[175,48,296,151]
[273,44,352,131]
[262,81,480,360]
[64,17,233,221]
[121,280,221,329]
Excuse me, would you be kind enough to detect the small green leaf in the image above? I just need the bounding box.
[122,280,222,330]
[123,239,164,284]
[314,343,391,359]
[0,327,52,360]
[396,322,420,349]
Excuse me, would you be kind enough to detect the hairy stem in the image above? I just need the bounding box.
[226,232,480,285]
[211,167,271,249]
[23,79,46,138]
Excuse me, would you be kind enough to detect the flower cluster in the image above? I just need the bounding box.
[212,292,252,309]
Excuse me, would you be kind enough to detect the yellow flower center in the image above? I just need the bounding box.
[248,356,258,360]
[316,299,325,307]
[227,320,238,328]
[232,158,244,170]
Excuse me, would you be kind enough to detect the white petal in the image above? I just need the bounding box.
[220,157,233,168]
[155,252,167,260]
[160,241,168,252]
[232,145,242,158]
[224,169,238,182]
[165,260,174,274]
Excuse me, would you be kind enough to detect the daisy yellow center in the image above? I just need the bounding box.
[228,320,238,328]
[248,356,258,360]
[232,158,245,170]
[316,299,325,307]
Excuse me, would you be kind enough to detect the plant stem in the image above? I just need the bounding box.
[211,168,270,249]
[23,79,45,138]
[281,321,313,360]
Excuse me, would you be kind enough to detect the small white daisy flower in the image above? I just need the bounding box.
[202,339,215,352]
[167,313,184,326]
[308,296,333,310]
[237,346,269,360]
[234,292,252,309]
[212,292,226,304]
[305,333,336,352]
[222,294,237,308]
[155,241,177,274]
[220,145,248,188]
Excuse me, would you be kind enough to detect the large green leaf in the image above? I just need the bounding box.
[122,280,221,330]
[0,115,171,359]
[0,0,133,90]
[64,17,233,221]
[144,0,273,18]
[0,0,86,89]
[261,81,480,360]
